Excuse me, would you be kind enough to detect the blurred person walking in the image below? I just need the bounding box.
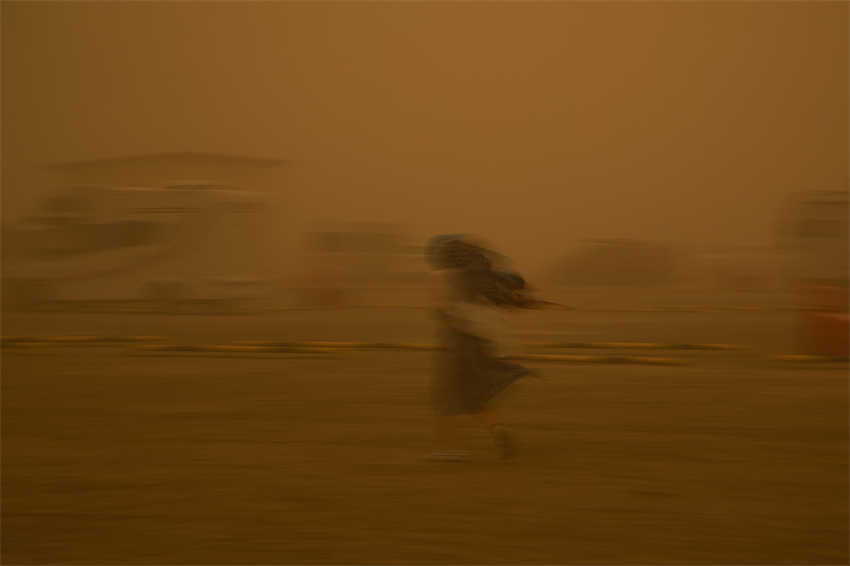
[425,234,540,462]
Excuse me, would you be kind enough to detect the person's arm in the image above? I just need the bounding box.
[516,296,574,310]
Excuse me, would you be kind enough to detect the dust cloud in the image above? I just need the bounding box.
[4,3,847,265]
[1,3,848,565]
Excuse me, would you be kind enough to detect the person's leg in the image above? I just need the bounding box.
[476,408,518,460]
[427,414,470,461]
[434,414,461,450]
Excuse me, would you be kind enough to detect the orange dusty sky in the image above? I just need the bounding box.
[3,2,847,268]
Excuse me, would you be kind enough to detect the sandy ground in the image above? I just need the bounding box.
[2,309,847,564]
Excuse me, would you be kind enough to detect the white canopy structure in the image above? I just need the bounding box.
[4,153,286,310]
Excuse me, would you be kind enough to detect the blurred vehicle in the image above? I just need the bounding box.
[296,222,427,306]
[777,189,848,355]
[552,238,677,287]
[691,245,784,292]
[2,182,273,312]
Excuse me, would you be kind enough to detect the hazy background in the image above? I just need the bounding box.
[3,1,847,275]
[3,4,849,564]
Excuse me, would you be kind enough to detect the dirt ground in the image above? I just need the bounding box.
[2,309,847,564]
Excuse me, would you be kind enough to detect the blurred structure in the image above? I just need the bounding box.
[2,153,284,313]
[44,152,283,188]
[689,245,784,293]
[777,189,849,355]
[295,222,426,307]
[552,238,678,287]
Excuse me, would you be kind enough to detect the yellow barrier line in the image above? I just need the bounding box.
[507,354,598,363]
[622,356,685,366]
[2,337,97,346]
[45,335,100,342]
[213,344,341,354]
[773,355,849,363]
[2,335,167,345]
[204,345,273,353]
[1,335,99,344]
[591,342,664,349]
[236,340,364,349]
[237,340,442,351]
[535,342,655,349]
[1,335,743,355]
[505,354,684,365]
[101,336,167,343]
[291,341,364,349]
[576,306,793,313]
[134,343,340,355]
[136,344,203,352]
[535,342,744,351]
[369,342,443,351]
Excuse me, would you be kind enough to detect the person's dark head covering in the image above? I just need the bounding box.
[493,271,526,291]
[425,234,492,270]
[426,234,536,306]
